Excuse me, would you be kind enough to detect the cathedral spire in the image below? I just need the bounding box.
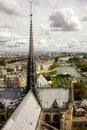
[26,0,37,93]
[69,83,74,102]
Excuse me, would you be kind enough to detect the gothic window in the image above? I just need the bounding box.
[53,114,58,122]
[45,114,50,122]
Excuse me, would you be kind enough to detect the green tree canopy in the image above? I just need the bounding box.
[7,68,14,72]
[74,82,87,100]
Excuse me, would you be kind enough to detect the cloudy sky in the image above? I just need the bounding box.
[0,0,87,52]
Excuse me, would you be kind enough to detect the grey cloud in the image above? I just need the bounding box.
[15,39,27,45]
[32,0,63,6]
[37,42,41,45]
[67,39,78,48]
[49,8,81,31]
[82,15,87,21]
[0,22,15,28]
[0,29,27,50]
[0,0,26,16]
[0,39,9,43]
[65,39,87,52]
[7,45,20,48]
[0,29,12,44]
[33,0,52,5]
[0,41,6,46]
[16,42,25,45]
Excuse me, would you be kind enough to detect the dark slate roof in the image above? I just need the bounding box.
[2,91,41,130]
[0,88,21,106]
[38,88,70,109]
[80,99,87,107]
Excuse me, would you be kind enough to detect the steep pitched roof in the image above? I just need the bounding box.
[38,88,69,109]
[2,91,41,130]
[51,99,60,109]
[80,99,87,107]
[37,74,48,88]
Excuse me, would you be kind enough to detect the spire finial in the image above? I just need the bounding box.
[30,0,32,18]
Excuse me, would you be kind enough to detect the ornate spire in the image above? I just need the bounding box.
[26,0,37,93]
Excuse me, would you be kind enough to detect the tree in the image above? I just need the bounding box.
[54,56,59,63]
[7,68,14,72]
[0,61,8,66]
[49,63,58,70]
[74,82,87,100]
[77,126,87,130]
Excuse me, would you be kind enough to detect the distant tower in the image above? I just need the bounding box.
[26,0,37,93]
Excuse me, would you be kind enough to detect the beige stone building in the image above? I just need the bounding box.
[0,84,86,130]
[0,72,26,88]
[0,87,73,130]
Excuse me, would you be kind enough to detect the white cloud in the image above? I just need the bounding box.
[66,39,79,48]
[0,0,26,16]
[32,0,69,6]
[81,11,87,21]
[38,39,48,45]
[63,39,87,52]
[0,28,27,49]
[0,22,15,28]
[16,39,27,45]
[33,0,56,5]
[49,8,81,31]
[81,6,87,21]
[0,28,12,39]
[40,24,51,37]
[40,24,49,32]
[69,39,78,43]
[0,0,87,52]
[36,37,86,52]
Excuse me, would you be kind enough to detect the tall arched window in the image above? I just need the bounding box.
[53,114,58,122]
[45,114,50,122]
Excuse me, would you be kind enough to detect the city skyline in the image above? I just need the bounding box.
[0,0,87,52]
